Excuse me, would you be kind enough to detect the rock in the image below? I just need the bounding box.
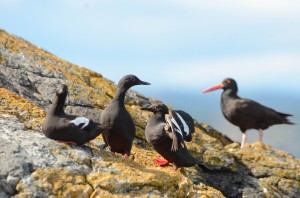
[0,29,299,197]
[16,168,94,198]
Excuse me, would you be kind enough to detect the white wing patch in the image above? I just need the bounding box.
[170,116,183,137]
[70,117,90,129]
[176,112,190,135]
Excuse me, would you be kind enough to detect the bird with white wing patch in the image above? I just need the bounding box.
[141,103,204,170]
[42,84,106,145]
[70,117,90,129]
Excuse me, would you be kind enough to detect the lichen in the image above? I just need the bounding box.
[0,88,45,130]
[16,168,93,197]
[0,52,3,64]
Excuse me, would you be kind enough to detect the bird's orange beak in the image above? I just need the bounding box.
[202,83,224,93]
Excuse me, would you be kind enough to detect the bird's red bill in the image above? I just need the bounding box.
[202,83,224,93]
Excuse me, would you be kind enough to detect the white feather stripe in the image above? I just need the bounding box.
[176,112,190,135]
[70,117,90,129]
[170,117,183,137]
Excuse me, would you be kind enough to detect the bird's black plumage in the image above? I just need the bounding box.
[100,75,150,157]
[42,84,104,145]
[203,78,294,147]
[141,103,202,169]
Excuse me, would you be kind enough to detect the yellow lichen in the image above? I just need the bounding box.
[0,52,3,64]
[226,142,300,186]
[0,88,45,129]
[17,168,93,198]
[85,143,224,197]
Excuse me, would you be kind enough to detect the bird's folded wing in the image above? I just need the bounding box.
[165,111,185,151]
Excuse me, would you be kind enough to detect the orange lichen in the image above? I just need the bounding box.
[0,88,45,130]
[16,168,93,197]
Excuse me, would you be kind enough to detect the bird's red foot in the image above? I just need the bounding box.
[153,158,169,166]
[57,140,78,145]
[122,154,129,158]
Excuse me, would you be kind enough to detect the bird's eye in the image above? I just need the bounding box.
[155,105,160,109]
[226,79,231,84]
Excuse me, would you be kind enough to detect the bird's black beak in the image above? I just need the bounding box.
[140,106,150,111]
[138,80,151,85]
[140,106,153,112]
[202,83,224,93]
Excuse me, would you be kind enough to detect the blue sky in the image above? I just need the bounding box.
[1,0,299,93]
[1,0,300,156]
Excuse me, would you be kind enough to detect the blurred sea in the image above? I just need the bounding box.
[141,89,300,158]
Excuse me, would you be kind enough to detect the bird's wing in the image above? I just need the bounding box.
[69,117,91,130]
[168,110,185,137]
[234,98,286,124]
[165,111,186,151]
[174,110,195,136]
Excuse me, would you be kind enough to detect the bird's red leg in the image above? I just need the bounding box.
[57,140,78,145]
[122,154,129,158]
[258,129,263,143]
[241,133,247,148]
[153,158,169,166]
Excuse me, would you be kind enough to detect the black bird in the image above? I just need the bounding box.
[202,78,294,148]
[42,84,105,145]
[100,75,150,158]
[141,103,203,170]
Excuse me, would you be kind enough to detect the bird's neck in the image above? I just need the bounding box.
[48,96,66,115]
[112,87,128,105]
[221,89,239,102]
[154,111,167,121]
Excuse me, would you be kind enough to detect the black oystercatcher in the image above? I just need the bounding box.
[202,78,294,148]
[141,103,205,170]
[100,75,150,158]
[42,84,105,145]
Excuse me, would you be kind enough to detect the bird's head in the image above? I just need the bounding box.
[118,74,150,89]
[56,84,68,97]
[140,103,169,114]
[202,78,238,93]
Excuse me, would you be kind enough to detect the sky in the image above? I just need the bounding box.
[1,0,299,156]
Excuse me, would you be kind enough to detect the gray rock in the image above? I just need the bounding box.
[0,115,95,197]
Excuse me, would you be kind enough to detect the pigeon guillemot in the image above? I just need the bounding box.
[141,103,205,170]
[202,78,294,148]
[100,75,150,158]
[42,84,105,145]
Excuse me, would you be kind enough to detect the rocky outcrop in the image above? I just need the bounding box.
[1,29,300,197]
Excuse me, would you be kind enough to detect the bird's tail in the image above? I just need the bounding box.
[195,157,210,171]
[285,121,295,125]
[277,112,294,125]
[197,163,209,171]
